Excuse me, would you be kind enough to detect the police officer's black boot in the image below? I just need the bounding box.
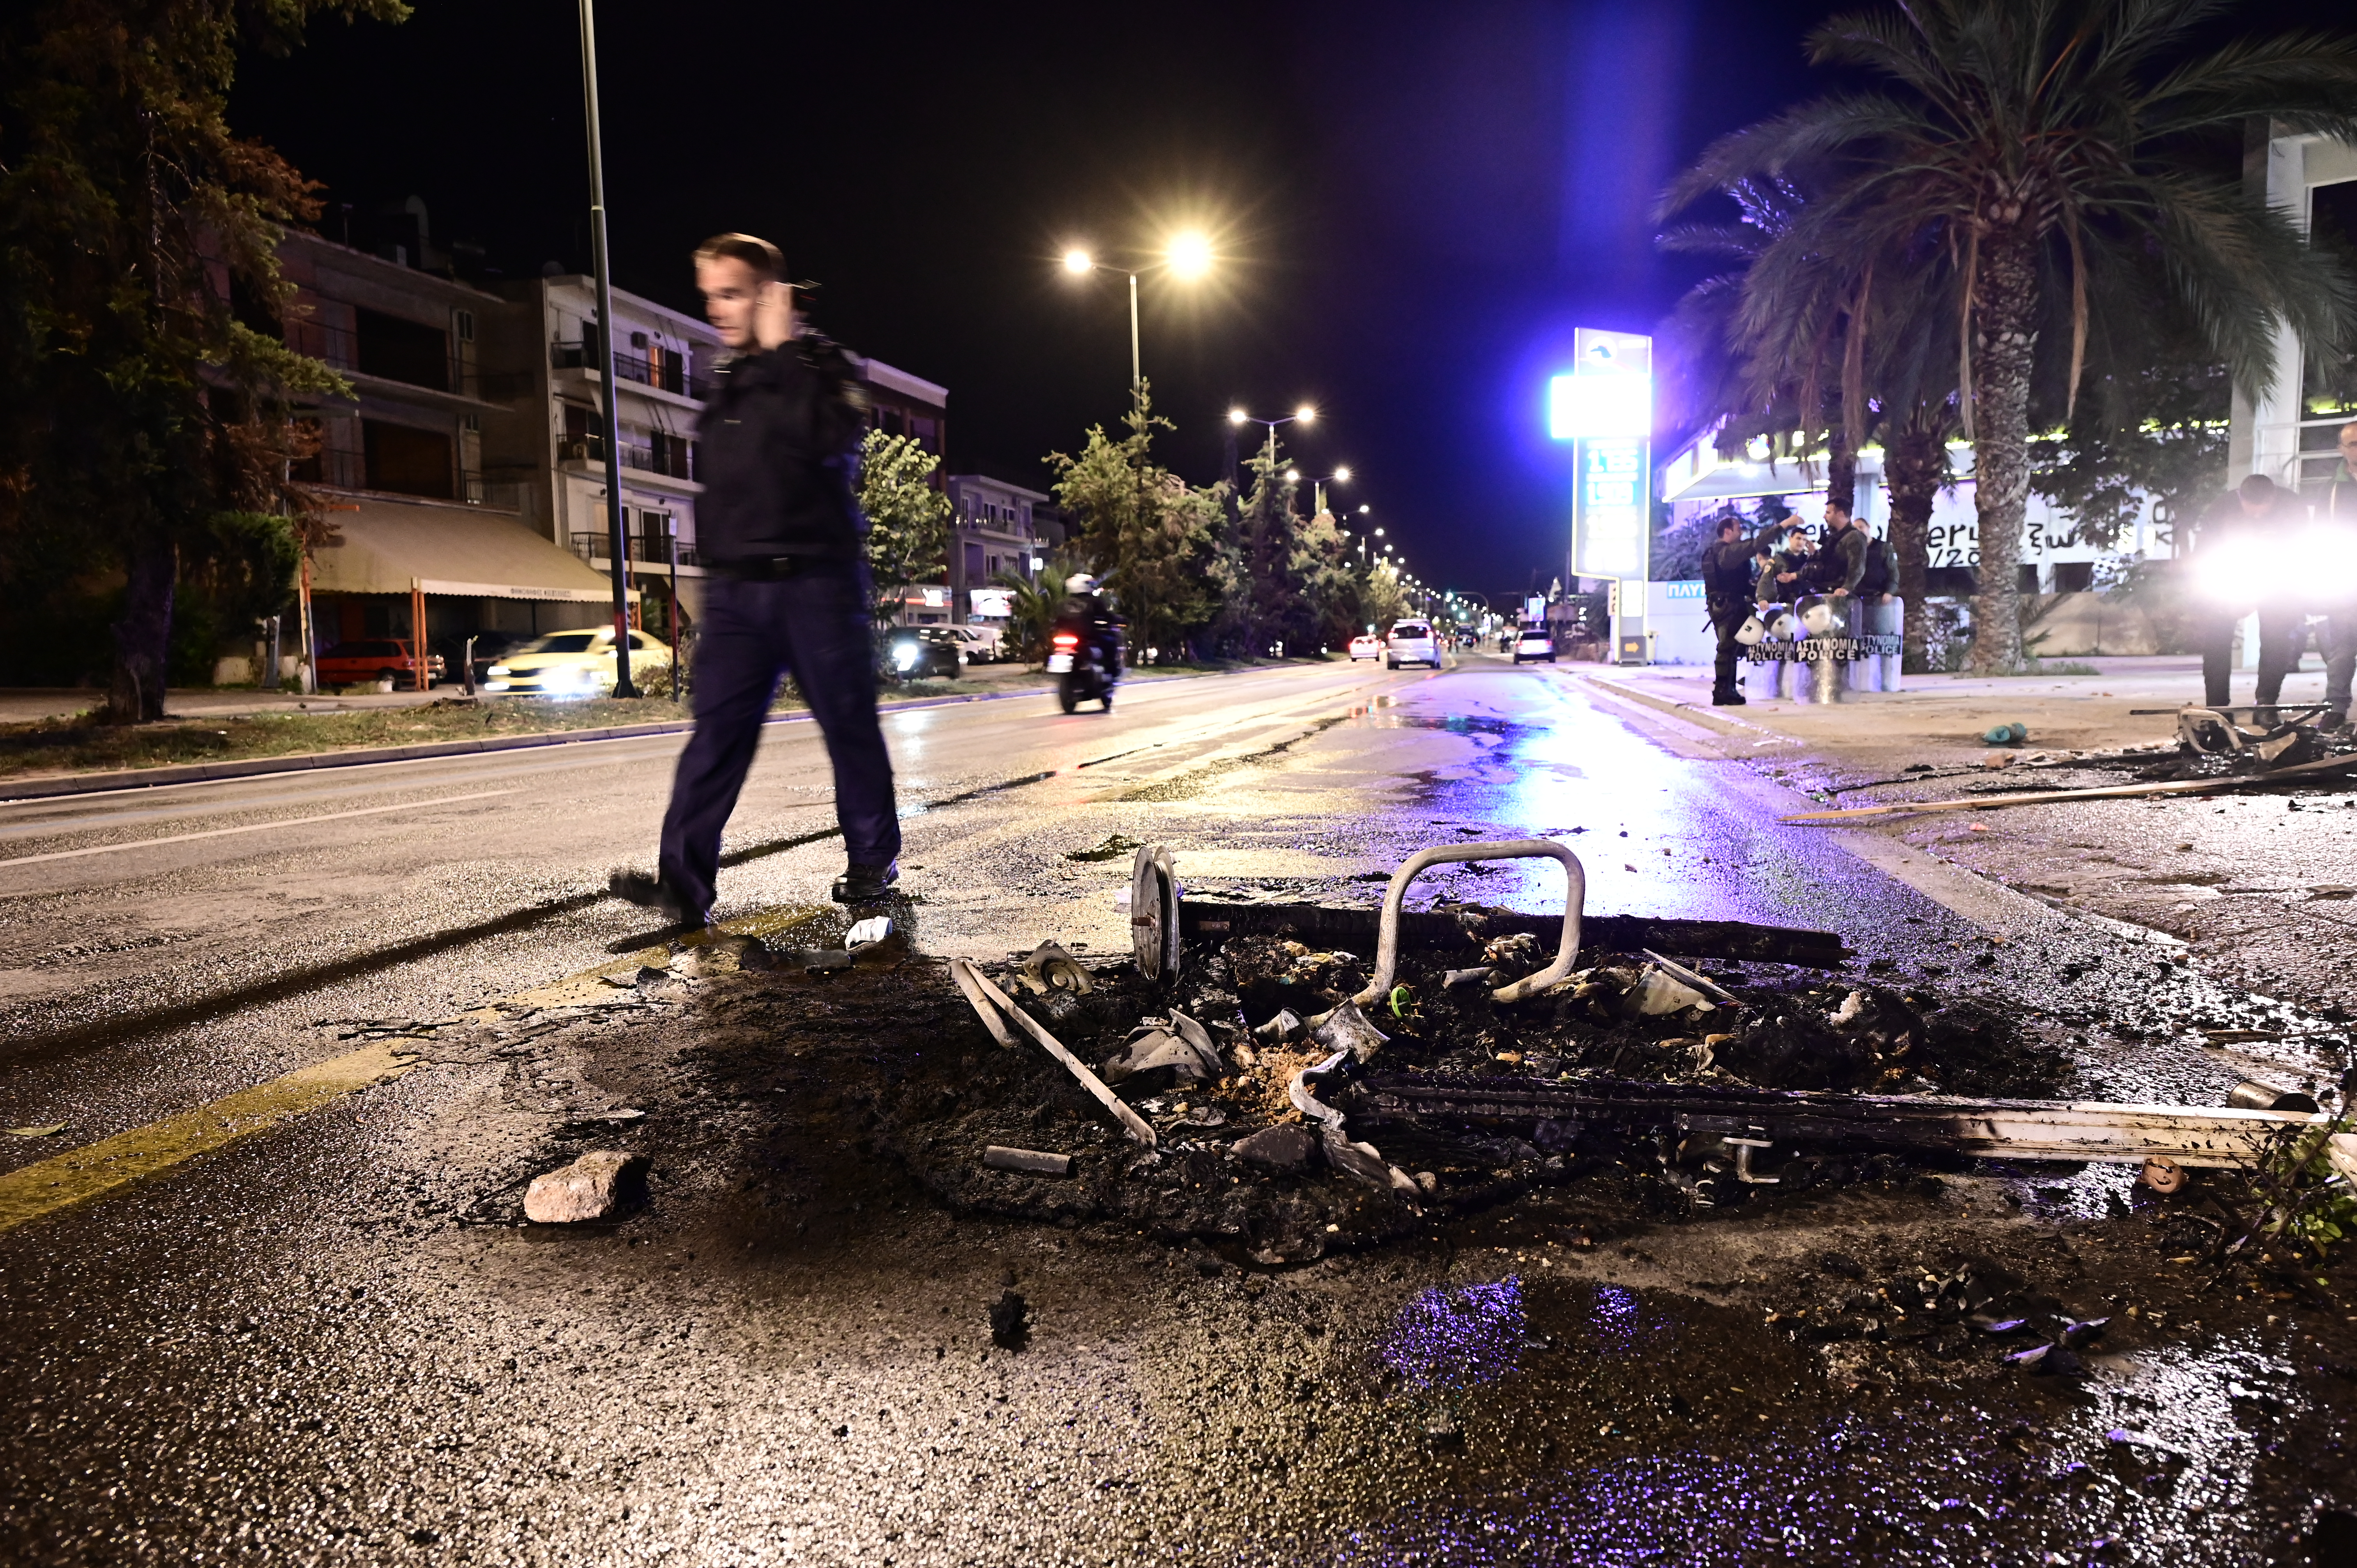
[832,860,900,904]
[608,869,703,927]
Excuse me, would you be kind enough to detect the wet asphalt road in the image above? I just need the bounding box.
[2,654,2351,1564]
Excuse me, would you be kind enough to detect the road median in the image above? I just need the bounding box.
[0,662,1286,803]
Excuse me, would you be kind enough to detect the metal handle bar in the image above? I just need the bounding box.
[1327,839,1586,1017]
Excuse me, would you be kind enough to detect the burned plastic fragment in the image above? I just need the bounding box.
[1311,998,1390,1063]
[1101,1025,1212,1088]
[1254,1009,1305,1043]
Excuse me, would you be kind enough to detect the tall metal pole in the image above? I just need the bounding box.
[578,0,638,697]
[1127,272,1141,413]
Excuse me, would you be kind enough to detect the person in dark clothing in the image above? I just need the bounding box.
[610,233,901,924]
[1699,512,1756,705]
[1768,523,1815,598]
[1818,498,1870,602]
[2194,473,2308,713]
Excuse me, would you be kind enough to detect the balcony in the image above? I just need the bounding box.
[295,446,522,510]
[551,339,707,399]
[558,434,696,482]
[570,532,701,567]
[288,318,512,404]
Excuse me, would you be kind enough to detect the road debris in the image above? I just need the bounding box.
[982,1146,1072,1176]
[5,1124,66,1138]
[988,1289,1029,1349]
[1310,998,1389,1062]
[949,958,1156,1147]
[1017,941,1093,996]
[845,916,894,948]
[521,1150,648,1224]
[1232,1125,1316,1172]
[1131,843,1183,981]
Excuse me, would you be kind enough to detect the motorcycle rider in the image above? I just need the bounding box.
[1050,573,1123,708]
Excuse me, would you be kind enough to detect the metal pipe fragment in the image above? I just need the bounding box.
[983,1146,1073,1176]
[952,959,1157,1148]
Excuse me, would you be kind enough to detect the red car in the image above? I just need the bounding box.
[315,638,445,688]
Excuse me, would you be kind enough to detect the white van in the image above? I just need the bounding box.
[1385,620,1439,669]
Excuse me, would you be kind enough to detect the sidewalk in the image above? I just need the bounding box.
[1583,653,2357,1023]
[1592,654,2350,769]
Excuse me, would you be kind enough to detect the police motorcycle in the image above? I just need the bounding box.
[1048,574,1122,713]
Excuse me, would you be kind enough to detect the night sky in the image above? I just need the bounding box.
[231,0,1876,598]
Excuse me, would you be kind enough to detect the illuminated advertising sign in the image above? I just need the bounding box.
[1576,438,1647,578]
[969,587,1014,618]
[1561,331,1651,582]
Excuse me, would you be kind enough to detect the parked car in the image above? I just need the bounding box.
[885,627,963,681]
[316,638,444,689]
[1512,625,1557,664]
[1384,619,1440,669]
[1347,634,1382,661]
[935,625,1006,664]
[482,628,670,695]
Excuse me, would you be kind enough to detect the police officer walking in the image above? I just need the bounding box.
[610,234,901,925]
[1699,512,1755,706]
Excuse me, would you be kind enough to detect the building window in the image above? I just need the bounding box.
[454,308,475,343]
[355,307,449,391]
[362,419,454,498]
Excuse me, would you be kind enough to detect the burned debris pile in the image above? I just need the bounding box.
[871,843,2087,1261]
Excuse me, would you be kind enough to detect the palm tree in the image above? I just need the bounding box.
[1663,173,1964,669]
[1661,0,2357,671]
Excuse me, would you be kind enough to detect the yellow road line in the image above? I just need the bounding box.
[0,901,829,1237]
[0,789,522,870]
[0,1041,421,1234]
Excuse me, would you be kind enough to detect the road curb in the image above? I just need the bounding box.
[1577,672,1801,745]
[0,663,1274,804]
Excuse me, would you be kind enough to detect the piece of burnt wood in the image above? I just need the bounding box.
[1179,901,1848,968]
[1359,1071,2324,1169]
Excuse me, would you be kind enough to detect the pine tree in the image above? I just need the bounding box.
[0,0,401,715]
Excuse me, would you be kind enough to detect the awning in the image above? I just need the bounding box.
[307,497,635,602]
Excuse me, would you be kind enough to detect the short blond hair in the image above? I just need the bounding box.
[694,233,783,280]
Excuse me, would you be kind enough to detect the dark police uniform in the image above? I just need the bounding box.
[1701,533,1756,702]
[1820,520,1869,597]
[652,337,900,920]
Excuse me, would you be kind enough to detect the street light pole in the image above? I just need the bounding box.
[577,0,637,697]
[1127,271,1141,415]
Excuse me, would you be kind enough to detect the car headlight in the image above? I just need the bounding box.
[892,645,920,670]
[486,664,511,678]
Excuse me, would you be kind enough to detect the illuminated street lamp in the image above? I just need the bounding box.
[1060,231,1216,410]
[1290,464,1350,516]
[1228,404,1316,475]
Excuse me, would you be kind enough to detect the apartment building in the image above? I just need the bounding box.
[281,220,951,669]
[277,231,634,664]
[942,475,1051,623]
[480,272,719,646]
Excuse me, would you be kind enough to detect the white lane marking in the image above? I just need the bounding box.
[0,790,522,869]
[0,743,686,840]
